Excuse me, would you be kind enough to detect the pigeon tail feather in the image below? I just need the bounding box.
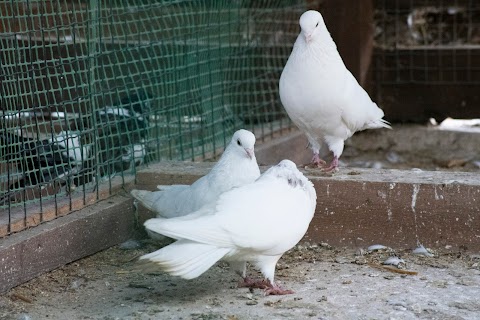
[364,118,392,130]
[138,240,229,279]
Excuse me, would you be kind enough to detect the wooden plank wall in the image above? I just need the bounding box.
[309,0,375,87]
[312,0,480,123]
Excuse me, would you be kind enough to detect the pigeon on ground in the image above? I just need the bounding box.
[0,130,87,204]
[1,90,152,204]
[88,90,152,176]
[279,10,391,172]
[137,159,316,295]
[130,129,260,218]
[51,130,92,167]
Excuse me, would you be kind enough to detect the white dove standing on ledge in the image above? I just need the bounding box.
[131,129,260,218]
[279,10,391,172]
[137,160,317,295]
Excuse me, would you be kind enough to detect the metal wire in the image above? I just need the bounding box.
[374,0,480,85]
[0,0,305,234]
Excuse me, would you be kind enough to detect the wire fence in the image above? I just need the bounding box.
[374,0,480,85]
[0,0,308,235]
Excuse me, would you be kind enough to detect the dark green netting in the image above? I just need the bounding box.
[0,0,307,230]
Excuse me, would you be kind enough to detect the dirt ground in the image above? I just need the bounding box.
[1,239,479,320]
[1,125,479,320]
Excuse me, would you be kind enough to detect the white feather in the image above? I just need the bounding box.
[131,129,260,218]
[51,130,91,165]
[140,240,230,279]
[139,159,317,285]
[279,10,391,162]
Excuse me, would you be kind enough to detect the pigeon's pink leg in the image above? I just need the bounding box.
[238,278,294,295]
[311,153,326,167]
[322,156,339,172]
[264,282,294,296]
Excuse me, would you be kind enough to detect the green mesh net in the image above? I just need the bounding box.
[0,0,307,231]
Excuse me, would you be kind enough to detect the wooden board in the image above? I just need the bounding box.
[0,194,135,293]
[373,48,480,122]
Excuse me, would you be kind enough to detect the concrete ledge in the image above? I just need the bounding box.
[136,162,480,251]
[307,168,479,250]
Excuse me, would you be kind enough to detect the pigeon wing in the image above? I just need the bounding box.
[144,178,314,255]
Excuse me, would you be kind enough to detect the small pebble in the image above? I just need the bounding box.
[119,239,143,250]
[413,245,434,257]
[372,161,383,169]
[386,151,402,164]
[243,293,254,300]
[320,242,333,249]
[409,303,423,313]
[387,299,407,307]
[383,256,406,268]
[69,278,85,290]
[367,244,388,252]
[335,256,351,264]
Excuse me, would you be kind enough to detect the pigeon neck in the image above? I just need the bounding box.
[215,145,254,167]
[295,31,338,59]
[315,31,338,54]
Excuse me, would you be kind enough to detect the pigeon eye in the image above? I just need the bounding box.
[237,139,241,146]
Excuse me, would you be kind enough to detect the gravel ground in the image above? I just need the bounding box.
[1,239,479,320]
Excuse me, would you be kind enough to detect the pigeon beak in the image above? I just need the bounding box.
[305,33,313,43]
[245,148,254,159]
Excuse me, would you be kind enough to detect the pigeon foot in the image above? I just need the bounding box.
[321,156,339,172]
[238,277,267,289]
[264,284,294,296]
[238,278,294,295]
[311,153,326,167]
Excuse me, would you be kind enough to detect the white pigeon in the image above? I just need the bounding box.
[279,10,391,172]
[137,159,317,295]
[50,130,92,166]
[130,129,260,218]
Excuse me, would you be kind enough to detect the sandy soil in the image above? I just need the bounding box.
[1,239,479,320]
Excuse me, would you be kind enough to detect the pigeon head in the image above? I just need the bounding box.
[276,160,304,187]
[262,159,317,209]
[299,10,326,43]
[263,160,305,188]
[230,129,256,160]
[276,159,298,171]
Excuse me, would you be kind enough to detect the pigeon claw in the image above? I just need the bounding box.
[264,287,294,296]
[238,277,268,289]
[308,154,339,172]
[321,156,339,173]
[264,282,294,296]
[311,153,326,167]
[238,278,294,296]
